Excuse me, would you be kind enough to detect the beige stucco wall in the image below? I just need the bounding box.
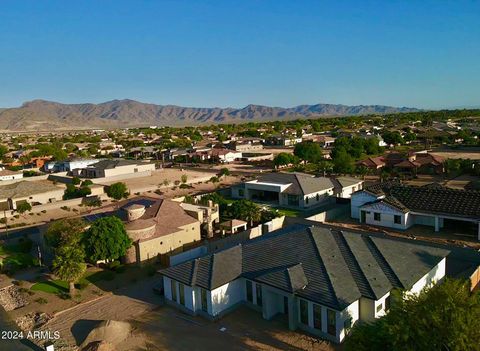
[136,221,201,262]
[103,163,155,178]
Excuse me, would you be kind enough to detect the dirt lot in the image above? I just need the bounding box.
[35,279,336,351]
[130,305,337,351]
[99,168,223,194]
[38,275,163,349]
[430,150,480,160]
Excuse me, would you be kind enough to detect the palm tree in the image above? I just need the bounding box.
[52,245,86,295]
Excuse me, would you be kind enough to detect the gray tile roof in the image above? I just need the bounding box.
[256,172,335,196]
[160,225,449,310]
[88,159,142,170]
[361,182,480,219]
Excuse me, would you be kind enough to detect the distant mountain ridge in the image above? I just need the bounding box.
[0,99,421,131]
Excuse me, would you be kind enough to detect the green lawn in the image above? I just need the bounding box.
[31,280,69,294]
[276,208,301,217]
[31,269,118,295]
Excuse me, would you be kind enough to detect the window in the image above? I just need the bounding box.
[179,283,185,305]
[171,280,177,302]
[246,280,253,303]
[239,189,244,197]
[256,284,262,306]
[344,317,352,330]
[327,309,336,336]
[374,212,381,221]
[385,295,391,312]
[201,288,208,312]
[313,304,322,330]
[376,303,383,313]
[394,215,401,224]
[300,299,309,325]
[287,194,299,206]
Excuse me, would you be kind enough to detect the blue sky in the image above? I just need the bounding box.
[1,0,479,109]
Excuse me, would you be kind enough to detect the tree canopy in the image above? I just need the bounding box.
[345,279,480,351]
[293,141,323,163]
[45,218,87,249]
[229,199,261,225]
[52,245,86,295]
[84,216,132,262]
[106,182,129,200]
[273,152,298,167]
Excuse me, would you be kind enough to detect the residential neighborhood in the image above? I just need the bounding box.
[1,2,480,351]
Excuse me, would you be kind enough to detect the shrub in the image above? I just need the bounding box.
[35,297,48,304]
[60,206,71,211]
[81,179,93,187]
[17,238,33,253]
[105,182,128,200]
[219,168,230,177]
[174,180,180,186]
[71,177,81,185]
[17,202,32,214]
[179,183,191,189]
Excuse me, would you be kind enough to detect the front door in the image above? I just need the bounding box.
[283,296,289,315]
[361,210,366,223]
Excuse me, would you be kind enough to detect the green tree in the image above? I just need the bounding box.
[45,218,87,249]
[229,200,261,226]
[293,141,322,163]
[63,184,92,200]
[317,160,333,177]
[219,168,230,177]
[71,177,81,185]
[273,153,298,168]
[16,202,32,214]
[180,174,188,184]
[106,182,128,200]
[52,245,86,295]
[333,149,355,174]
[0,144,8,160]
[345,279,480,351]
[84,217,132,263]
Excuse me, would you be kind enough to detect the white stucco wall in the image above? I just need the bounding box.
[351,191,378,219]
[0,173,23,181]
[408,257,446,295]
[373,291,391,318]
[302,188,334,208]
[296,298,359,343]
[361,202,410,230]
[337,183,362,199]
[210,278,245,316]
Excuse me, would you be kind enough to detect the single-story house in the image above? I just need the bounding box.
[72,159,155,178]
[44,159,99,173]
[159,225,449,343]
[351,182,480,240]
[210,149,242,163]
[0,169,23,181]
[232,172,363,209]
[0,180,64,210]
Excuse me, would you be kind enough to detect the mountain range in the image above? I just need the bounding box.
[0,99,420,131]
